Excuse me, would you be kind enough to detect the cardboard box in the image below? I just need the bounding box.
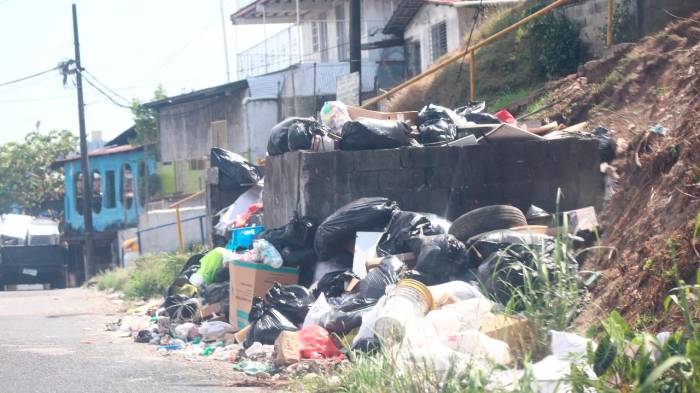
[479,315,533,358]
[229,261,299,329]
[200,302,222,319]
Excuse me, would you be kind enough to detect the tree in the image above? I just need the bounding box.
[0,129,78,215]
[130,85,167,145]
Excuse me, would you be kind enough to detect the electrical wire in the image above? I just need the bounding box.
[451,0,484,105]
[79,72,131,109]
[83,70,131,104]
[0,66,60,88]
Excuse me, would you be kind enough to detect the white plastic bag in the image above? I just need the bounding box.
[352,296,385,346]
[174,322,199,341]
[253,239,283,268]
[550,330,591,360]
[426,298,495,336]
[428,281,487,303]
[198,321,232,341]
[320,101,351,133]
[302,293,332,329]
[443,329,512,365]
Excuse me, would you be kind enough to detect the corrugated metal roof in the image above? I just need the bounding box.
[284,62,379,96]
[54,145,143,166]
[247,72,286,98]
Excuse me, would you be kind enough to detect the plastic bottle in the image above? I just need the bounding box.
[373,279,433,345]
[253,239,283,268]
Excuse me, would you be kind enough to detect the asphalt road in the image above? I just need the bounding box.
[0,288,268,393]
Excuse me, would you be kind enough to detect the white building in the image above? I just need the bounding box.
[383,0,477,77]
[231,0,405,93]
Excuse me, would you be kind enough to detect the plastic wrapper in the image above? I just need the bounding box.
[253,239,283,268]
[299,325,344,359]
[267,117,314,156]
[454,101,486,115]
[264,282,314,326]
[314,197,399,260]
[427,281,486,303]
[376,211,444,256]
[312,270,359,299]
[320,101,351,133]
[413,234,469,284]
[287,120,329,152]
[358,256,401,299]
[494,109,516,124]
[339,118,412,151]
[199,321,233,341]
[244,297,298,348]
[319,296,377,334]
[210,148,261,190]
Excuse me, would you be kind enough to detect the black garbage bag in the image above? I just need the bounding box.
[264,282,314,326]
[212,264,230,283]
[477,240,579,306]
[413,234,468,284]
[210,148,262,190]
[314,197,399,260]
[201,282,229,305]
[352,336,381,354]
[313,270,359,299]
[358,256,402,299]
[463,112,501,125]
[287,120,329,151]
[400,269,438,286]
[258,213,318,267]
[245,297,299,348]
[163,295,200,323]
[339,118,412,151]
[454,101,487,115]
[593,126,616,164]
[376,211,445,257]
[417,119,457,144]
[179,252,205,279]
[526,205,551,225]
[465,230,554,269]
[134,330,154,343]
[268,117,315,156]
[320,296,377,334]
[417,104,463,125]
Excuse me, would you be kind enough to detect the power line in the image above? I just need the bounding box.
[0,66,59,88]
[79,72,131,109]
[83,70,131,104]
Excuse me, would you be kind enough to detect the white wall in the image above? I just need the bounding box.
[137,206,208,254]
[404,4,474,72]
[244,98,279,164]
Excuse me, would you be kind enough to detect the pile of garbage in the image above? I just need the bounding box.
[109,188,599,387]
[266,101,614,162]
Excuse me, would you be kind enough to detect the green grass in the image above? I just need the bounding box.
[95,252,192,299]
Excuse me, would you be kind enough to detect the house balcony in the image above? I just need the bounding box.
[236,19,387,79]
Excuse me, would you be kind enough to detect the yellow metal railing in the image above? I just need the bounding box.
[362,0,617,108]
[169,190,206,253]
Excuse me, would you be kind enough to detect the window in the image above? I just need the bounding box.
[336,5,348,61]
[312,14,329,62]
[431,21,448,61]
[74,171,83,215]
[210,120,228,148]
[120,164,134,210]
[189,159,207,171]
[104,170,116,209]
[406,40,422,77]
[138,161,147,206]
[92,170,102,213]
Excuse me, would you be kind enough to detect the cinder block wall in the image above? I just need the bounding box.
[263,138,603,228]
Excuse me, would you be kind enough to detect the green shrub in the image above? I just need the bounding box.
[96,268,130,292]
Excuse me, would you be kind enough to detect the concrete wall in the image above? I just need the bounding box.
[244,98,280,165]
[137,206,208,254]
[404,4,475,73]
[63,150,155,232]
[263,138,603,229]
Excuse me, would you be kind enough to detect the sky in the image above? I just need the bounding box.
[0,0,280,144]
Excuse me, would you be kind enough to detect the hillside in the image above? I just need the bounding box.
[531,16,700,330]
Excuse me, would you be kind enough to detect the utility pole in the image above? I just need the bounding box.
[349,0,362,77]
[72,3,95,280]
[219,0,231,82]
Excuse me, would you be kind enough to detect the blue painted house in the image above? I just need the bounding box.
[59,144,154,232]
[53,128,156,276]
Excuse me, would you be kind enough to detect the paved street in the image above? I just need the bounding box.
[0,288,267,393]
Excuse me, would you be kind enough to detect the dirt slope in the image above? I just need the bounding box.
[536,16,700,330]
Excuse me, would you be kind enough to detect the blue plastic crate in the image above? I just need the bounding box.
[225,226,264,251]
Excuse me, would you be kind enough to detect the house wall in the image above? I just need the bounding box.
[63,150,155,232]
[158,88,248,163]
[244,98,280,164]
[137,206,208,254]
[404,4,475,73]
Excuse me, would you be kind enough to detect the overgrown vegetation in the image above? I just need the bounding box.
[96,251,191,299]
[390,1,588,113]
[130,85,166,146]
